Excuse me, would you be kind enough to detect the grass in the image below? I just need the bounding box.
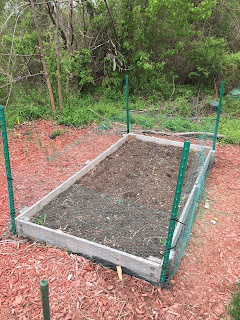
[228,283,240,320]
[3,84,240,145]
[32,213,47,225]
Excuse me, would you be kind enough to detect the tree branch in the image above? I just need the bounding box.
[44,0,68,49]
[0,72,44,89]
[103,0,119,45]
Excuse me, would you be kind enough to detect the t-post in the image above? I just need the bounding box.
[213,81,225,150]
[0,106,16,234]
[126,75,129,133]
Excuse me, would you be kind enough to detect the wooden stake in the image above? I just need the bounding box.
[117,265,122,281]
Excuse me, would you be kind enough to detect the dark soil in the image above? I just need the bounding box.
[34,140,195,259]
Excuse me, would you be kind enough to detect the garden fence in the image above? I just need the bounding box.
[0,82,224,286]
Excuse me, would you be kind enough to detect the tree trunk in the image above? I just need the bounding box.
[66,0,73,95]
[54,0,63,111]
[103,0,118,44]
[82,1,86,48]
[30,0,56,114]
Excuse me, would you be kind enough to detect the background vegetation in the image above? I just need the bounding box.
[0,0,240,144]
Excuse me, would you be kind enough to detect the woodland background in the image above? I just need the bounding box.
[0,0,240,143]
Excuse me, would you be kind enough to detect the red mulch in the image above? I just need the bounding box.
[0,120,239,320]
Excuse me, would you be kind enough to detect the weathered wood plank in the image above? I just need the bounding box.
[130,133,211,152]
[16,220,161,283]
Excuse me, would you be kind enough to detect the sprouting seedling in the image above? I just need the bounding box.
[45,146,50,161]
[23,145,28,159]
[51,145,57,161]
[28,131,33,142]
[32,213,47,225]
[146,236,167,246]
[37,134,43,150]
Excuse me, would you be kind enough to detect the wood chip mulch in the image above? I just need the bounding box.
[0,120,239,320]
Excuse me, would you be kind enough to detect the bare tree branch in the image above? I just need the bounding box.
[0,72,44,89]
[103,0,119,45]
[44,0,68,49]
[54,0,63,110]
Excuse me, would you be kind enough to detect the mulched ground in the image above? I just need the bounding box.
[0,119,239,320]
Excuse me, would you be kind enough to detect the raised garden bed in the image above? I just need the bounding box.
[16,134,213,284]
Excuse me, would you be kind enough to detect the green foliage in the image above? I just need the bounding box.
[228,284,240,320]
[188,37,229,84]
[219,116,240,145]
[1,0,240,146]
[49,129,63,138]
[222,95,240,117]
[72,49,94,87]
[5,87,52,127]
[32,213,47,225]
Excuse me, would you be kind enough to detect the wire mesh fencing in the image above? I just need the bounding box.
[13,124,123,214]
[159,129,214,287]
[2,108,217,285]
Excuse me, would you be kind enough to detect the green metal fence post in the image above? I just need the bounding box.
[213,81,225,150]
[0,106,16,234]
[160,140,190,286]
[40,280,50,320]
[126,75,130,133]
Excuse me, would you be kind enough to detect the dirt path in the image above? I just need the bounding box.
[0,120,239,319]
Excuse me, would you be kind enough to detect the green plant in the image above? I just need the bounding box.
[51,145,57,161]
[146,236,167,246]
[49,129,63,138]
[228,283,240,320]
[37,134,43,150]
[219,117,240,145]
[32,213,47,225]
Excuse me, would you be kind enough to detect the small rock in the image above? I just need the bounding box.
[204,199,210,209]
[67,274,73,281]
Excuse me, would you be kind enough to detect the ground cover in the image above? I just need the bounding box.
[0,119,239,319]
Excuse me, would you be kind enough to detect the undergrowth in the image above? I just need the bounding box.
[4,85,240,145]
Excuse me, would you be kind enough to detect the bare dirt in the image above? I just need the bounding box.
[33,140,194,259]
[0,120,239,320]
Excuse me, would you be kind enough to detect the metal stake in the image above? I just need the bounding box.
[160,140,190,286]
[40,280,50,320]
[0,106,16,234]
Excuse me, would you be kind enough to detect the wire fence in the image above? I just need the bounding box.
[1,82,223,285]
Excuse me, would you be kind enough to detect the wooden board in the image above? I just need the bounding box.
[16,220,162,283]
[130,133,212,152]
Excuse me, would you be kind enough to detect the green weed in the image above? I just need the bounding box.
[49,129,63,138]
[51,145,57,161]
[146,236,167,246]
[228,283,240,320]
[37,134,43,150]
[32,213,47,225]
